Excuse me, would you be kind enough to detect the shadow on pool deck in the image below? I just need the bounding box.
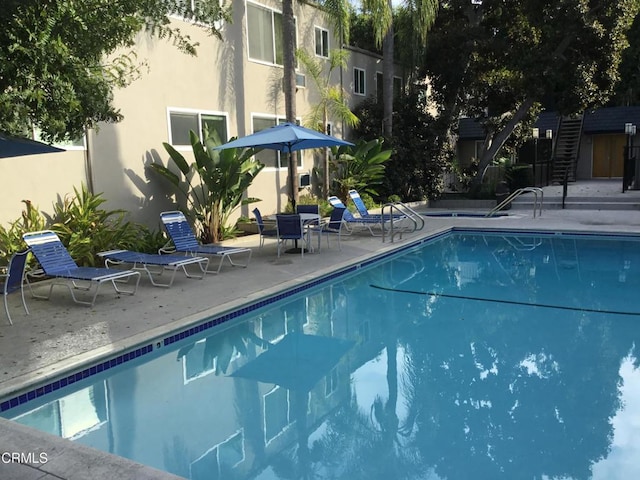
[2,186,640,480]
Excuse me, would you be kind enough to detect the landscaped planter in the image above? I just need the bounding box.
[236,221,260,235]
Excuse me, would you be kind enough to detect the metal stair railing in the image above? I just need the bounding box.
[486,187,544,218]
[381,201,425,243]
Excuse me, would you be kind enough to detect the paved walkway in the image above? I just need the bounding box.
[2,179,640,479]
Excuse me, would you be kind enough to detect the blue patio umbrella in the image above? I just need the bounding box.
[213,122,354,154]
[0,131,65,158]
[214,122,354,204]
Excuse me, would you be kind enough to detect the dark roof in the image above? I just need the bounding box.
[582,106,640,134]
[458,107,640,140]
[534,111,560,134]
[458,112,560,140]
[457,117,486,140]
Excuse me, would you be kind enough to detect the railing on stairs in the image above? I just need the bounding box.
[381,201,425,243]
[551,114,583,184]
[486,187,544,218]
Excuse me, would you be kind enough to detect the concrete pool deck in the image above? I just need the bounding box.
[2,179,640,479]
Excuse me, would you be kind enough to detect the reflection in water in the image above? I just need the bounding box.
[6,233,640,479]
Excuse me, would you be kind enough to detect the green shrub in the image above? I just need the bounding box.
[50,185,143,266]
[0,200,46,268]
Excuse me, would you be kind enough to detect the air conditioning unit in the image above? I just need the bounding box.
[299,173,310,188]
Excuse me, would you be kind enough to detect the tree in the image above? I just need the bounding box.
[297,48,359,198]
[424,0,640,185]
[0,0,230,142]
[612,12,640,106]
[362,0,438,137]
[282,0,299,206]
[152,131,264,243]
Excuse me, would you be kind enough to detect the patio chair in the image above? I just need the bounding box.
[253,208,278,248]
[275,214,309,257]
[307,207,348,250]
[22,231,141,307]
[98,250,209,288]
[160,211,252,274]
[2,249,30,325]
[295,204,320,225]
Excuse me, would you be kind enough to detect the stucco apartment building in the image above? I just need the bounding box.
[0,0,392,227]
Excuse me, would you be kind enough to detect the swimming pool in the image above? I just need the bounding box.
[3,230,640,480]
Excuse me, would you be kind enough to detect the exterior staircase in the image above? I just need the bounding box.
[551,115,583,184]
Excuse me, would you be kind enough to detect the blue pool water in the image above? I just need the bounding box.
[4,231,640,480]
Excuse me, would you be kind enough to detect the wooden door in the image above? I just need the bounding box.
[592,134,627,177]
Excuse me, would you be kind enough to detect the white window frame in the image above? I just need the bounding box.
[314,26,329,58]
[250,113,303,170]
[167,108,229,151]
[354,67,366,96]
[246,1,298,67]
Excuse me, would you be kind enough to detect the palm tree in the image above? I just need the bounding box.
[362,0,438,137]
[282,0,299,206]
[297,48,359,198]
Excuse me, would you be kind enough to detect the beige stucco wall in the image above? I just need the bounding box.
[0,150,87,225]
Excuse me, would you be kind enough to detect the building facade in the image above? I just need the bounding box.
[1,0,393,227]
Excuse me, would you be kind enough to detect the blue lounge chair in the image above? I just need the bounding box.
[160,211,252,274]
[22,231,141,307]
[348,189,405,221]
[307,207,348,250]
[2,249,30,324]
[327,196,386,236]
[253,208,278,248]
[276,214,309,257]
[98,250,209,288]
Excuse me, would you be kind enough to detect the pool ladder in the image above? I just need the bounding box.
[486,187,544,218]
[381,202,425,243]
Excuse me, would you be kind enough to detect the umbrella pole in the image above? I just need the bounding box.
[288,149,299,210]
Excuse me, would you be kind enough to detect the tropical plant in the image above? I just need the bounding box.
[330,138,392,202]
[151,130,264,243]
[50,185,142,266]
[297,47,359,198]
[0,200,46,268]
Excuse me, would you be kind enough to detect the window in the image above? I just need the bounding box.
[354,68,365,96]
[168,109,228,147]
[251,115,303,168]
[315,27,329,58]
[247,2,296,66]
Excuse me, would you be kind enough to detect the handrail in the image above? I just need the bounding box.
[381,201,425,243]
[486,187,543,218]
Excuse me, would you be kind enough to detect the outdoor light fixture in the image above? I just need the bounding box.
[625,122,637,136]
[546,129,553,139]
[532,128,539,139]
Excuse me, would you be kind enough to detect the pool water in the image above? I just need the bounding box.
[4,231,640,480]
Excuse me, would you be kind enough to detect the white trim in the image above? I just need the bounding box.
[166,107,229,150]
[353,67,366,96]
[246,1,298,67]
[314,25,330,58]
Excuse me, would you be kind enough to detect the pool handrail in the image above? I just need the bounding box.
[487,187,543,218]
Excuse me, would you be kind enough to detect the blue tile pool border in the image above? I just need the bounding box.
[3,226,640,413]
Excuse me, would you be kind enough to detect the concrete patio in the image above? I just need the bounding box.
[1,179,640,479]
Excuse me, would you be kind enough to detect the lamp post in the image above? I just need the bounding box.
[625,122,637,191]
[545,129,553,186]
[532,128,539,186]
